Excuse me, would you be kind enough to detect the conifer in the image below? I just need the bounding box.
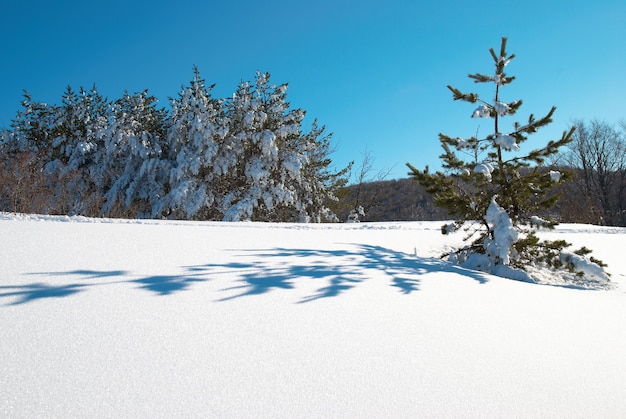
[407,37,609,285]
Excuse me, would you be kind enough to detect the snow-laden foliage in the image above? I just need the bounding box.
[407,37,610,285]
[221,73,304,221]
[94,91,167,217]
[0,70,349,222]
[43,86,109,215]
[151,68,225,220]
[216,72,349,222]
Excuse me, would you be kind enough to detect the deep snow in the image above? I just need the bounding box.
[1,213,626,418]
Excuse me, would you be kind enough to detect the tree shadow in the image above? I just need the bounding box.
[0,282,88,306]
[133,275,207,296]
[190,244,490,303]
[1,244,490,306]
[1,269,209,305]
[0,269,130,305]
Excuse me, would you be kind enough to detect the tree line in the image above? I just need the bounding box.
[0,69,351,222]
[0,71,623,226]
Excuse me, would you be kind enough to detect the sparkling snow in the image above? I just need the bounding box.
[1,213,626,418]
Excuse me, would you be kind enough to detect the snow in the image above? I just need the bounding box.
[550,170,563,182]
[484,196,518,265]
[495,134,520,151]
[474,162,494,181]
[560,251,611,283]
[530,215,550,227]
[493,101,510,116]
[2,213,626,418]
[471,104,491,118]
[454,137,471,149]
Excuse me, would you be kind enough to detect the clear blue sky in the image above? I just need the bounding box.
[1,0,624,179]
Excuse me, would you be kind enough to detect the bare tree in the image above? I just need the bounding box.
[564,119,626,225]
[344,148,393,222]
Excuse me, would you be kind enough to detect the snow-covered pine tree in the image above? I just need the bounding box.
[94,90,167,217]
[46,85,109,215]
[49,86,109,171]
[295,121,351,222]
[220,73,266,221]
[9,91,54,153]
[220,72,350,222]
[152,68,226,220]
[3,92,61,213]
[406,37,609,285]
[219,72,307,221]
[220,72,295,221]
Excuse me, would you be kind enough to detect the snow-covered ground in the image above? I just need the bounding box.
[1,213,625,418]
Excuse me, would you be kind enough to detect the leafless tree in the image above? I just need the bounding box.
[344,148,393,221]
[563,119,626,225]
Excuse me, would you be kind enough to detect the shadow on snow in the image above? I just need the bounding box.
[191,244,489,303]
[0,245,490,306]
[0,269,208,305]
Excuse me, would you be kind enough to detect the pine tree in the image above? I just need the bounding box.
[221,71,349,222]
[47,85,110,215]
[9,91,54,153]
[50,85,109,171]
[3,93,59,213]
[95,90,167,217]
[152,67,226,220]
[221,72,301,221]
[295,121,352,222]
[9,87,110,215]
[407,37,609,285]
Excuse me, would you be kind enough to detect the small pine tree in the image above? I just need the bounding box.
[407,37,609,285]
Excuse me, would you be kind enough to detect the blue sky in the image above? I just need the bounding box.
[1,0,624,179]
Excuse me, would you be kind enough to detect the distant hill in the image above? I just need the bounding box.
[333,178,450,222]
[335,169,620,226]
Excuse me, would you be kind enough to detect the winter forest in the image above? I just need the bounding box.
[0,70,351,222]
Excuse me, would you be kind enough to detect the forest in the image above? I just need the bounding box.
[0,70,350,222]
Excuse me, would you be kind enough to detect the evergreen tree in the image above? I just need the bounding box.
[152,68,225,220]
[49,85,109,171]
[94,90,167,217]
[9,92,54,153]
[407,37,609,284]
[221,71,349,222]
[295,121,352,222]
[47,85,110,215]
[221,72,301,221]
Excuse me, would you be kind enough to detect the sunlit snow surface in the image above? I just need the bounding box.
[1,213,625,418]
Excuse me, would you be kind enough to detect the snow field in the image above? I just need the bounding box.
[1,215,626,418]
